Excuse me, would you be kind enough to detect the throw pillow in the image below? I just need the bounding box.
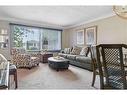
[70,46,82,55]
[80,47,88,56]
[64,48,71,54]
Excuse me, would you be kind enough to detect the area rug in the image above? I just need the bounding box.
[10,63,100,89]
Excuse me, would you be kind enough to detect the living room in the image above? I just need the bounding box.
[0,0,127,94]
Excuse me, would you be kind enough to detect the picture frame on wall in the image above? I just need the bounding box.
[85,26,97,45]
[77,29,84,45]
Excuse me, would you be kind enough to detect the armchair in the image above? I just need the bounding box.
[11,48,39,69]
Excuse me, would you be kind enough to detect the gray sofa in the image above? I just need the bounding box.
[58,46,93,71]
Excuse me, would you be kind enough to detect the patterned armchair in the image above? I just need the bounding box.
[30,53,41,62]
[11,48,40,69]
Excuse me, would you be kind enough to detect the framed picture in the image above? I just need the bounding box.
[77,29,84,45]
[85,26,97,45]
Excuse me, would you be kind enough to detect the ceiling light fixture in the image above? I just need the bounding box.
[113,6,127,19]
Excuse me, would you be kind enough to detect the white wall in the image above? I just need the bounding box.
[63,15,127,48]
[0,20,10,60]
[62,30,70,49]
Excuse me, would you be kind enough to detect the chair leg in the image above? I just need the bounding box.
[92,71,96,86]
[14,70,18,89]
[37,63,39,66]
[28,67,32,70]
[8,76,10,89]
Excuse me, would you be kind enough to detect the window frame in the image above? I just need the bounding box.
[10,23,63,52]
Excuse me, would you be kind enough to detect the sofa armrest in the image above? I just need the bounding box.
[60,50,65,53]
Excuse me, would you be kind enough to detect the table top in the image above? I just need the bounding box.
[48,57,69,62]
[0,62,9,89]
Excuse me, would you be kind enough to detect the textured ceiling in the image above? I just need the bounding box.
[0,6,114,28]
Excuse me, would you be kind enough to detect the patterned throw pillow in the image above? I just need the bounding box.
[70,46,82,55]
[80,47,89,56]
[64,48,71,54]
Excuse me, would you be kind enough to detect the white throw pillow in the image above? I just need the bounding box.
[80,47,88,56]
[64,48,71,54]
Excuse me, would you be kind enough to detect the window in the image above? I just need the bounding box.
[11,25,40,51]
[0,29,8,49]
[41,29,61,51]
[10,24,62,51]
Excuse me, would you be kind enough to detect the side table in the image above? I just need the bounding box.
[40,53,53,63]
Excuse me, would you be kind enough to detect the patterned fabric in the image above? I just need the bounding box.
[31,53,41,62]
[80,47,88,56]
[11,48,20,55]
[11,48,40,68]
[70,46,82,55]
[64,48,71,54]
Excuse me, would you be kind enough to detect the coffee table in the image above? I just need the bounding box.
[48,57,69,71]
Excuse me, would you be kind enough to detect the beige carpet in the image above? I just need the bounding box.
[10,63,100,89]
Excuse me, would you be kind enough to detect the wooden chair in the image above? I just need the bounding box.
[9,63,18,89]
[96,44,127,89]
[90,45,99,87]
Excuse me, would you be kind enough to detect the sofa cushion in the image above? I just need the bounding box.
[70,46,82,55]
[80,46,88,56]
[66,54,77,60]
[76,56,91,63]
[58,53,68,58]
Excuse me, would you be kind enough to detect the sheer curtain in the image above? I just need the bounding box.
[41,29,61,51]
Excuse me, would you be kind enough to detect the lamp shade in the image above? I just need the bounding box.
[113,6,127,19]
